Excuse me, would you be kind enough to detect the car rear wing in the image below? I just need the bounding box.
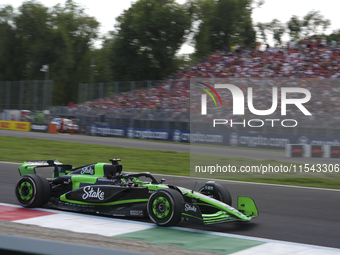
[18,160,71,177]
[25,160,62,167]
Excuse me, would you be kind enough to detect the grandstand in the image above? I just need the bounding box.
[49,43,340,138]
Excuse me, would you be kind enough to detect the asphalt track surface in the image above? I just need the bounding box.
[1,130,340,249]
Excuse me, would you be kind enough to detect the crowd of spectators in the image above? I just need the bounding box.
[71,38,340,124]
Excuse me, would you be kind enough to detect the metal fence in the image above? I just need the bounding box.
[3,77,340,139]
[0,80,53,110]
[49,107,189,133]
[49,77,340,138]
[78,80,166,103]
[48,106,340,139]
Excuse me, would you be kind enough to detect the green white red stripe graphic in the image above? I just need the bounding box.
[198,82,222,108]
[1,203,340,255]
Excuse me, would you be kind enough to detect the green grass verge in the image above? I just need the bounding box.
[1,136,339,189]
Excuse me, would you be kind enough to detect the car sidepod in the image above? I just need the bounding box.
[57,183,150,217]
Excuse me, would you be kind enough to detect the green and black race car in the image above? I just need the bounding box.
[15,159,258,226]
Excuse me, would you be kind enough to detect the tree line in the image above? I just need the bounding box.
[0,0,338,105]
[256,10,332,47]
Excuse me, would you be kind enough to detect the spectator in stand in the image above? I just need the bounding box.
[68,101,75,114]
[73,42,340,124]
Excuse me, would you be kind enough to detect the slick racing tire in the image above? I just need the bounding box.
[147,189,184,227]
[198,182,232,206]
[15,174,50,208]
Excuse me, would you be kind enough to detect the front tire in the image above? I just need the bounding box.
[198,182,232,206]
[15,174,50,208]
[147,189,184,227]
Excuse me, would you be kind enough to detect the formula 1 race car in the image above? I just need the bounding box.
[15,159,258,226]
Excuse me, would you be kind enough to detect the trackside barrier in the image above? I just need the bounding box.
[30,123,48,133]
[0,234,148,255]
[324,145,340,158]
[286,144,340,158]
[48,123,58,134]
[304,145,323,158]
[0,121,30,131]
[285,144,304,157]
[86,124,340,150]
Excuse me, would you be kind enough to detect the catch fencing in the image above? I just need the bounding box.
[0,80,53,110]
[2,77,340,140]
[78,80,166,103]
[48,106,340,139]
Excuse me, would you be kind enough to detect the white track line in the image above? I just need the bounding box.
[2,203,340,254]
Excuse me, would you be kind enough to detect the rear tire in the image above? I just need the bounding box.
[15,174,50,208]
[198,182,232,206]
[147,189,184,226]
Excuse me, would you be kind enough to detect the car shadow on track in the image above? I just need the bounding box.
[43,206,258,235]
[177,221,259,233]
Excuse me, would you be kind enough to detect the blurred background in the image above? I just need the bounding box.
[1,0,340,144]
